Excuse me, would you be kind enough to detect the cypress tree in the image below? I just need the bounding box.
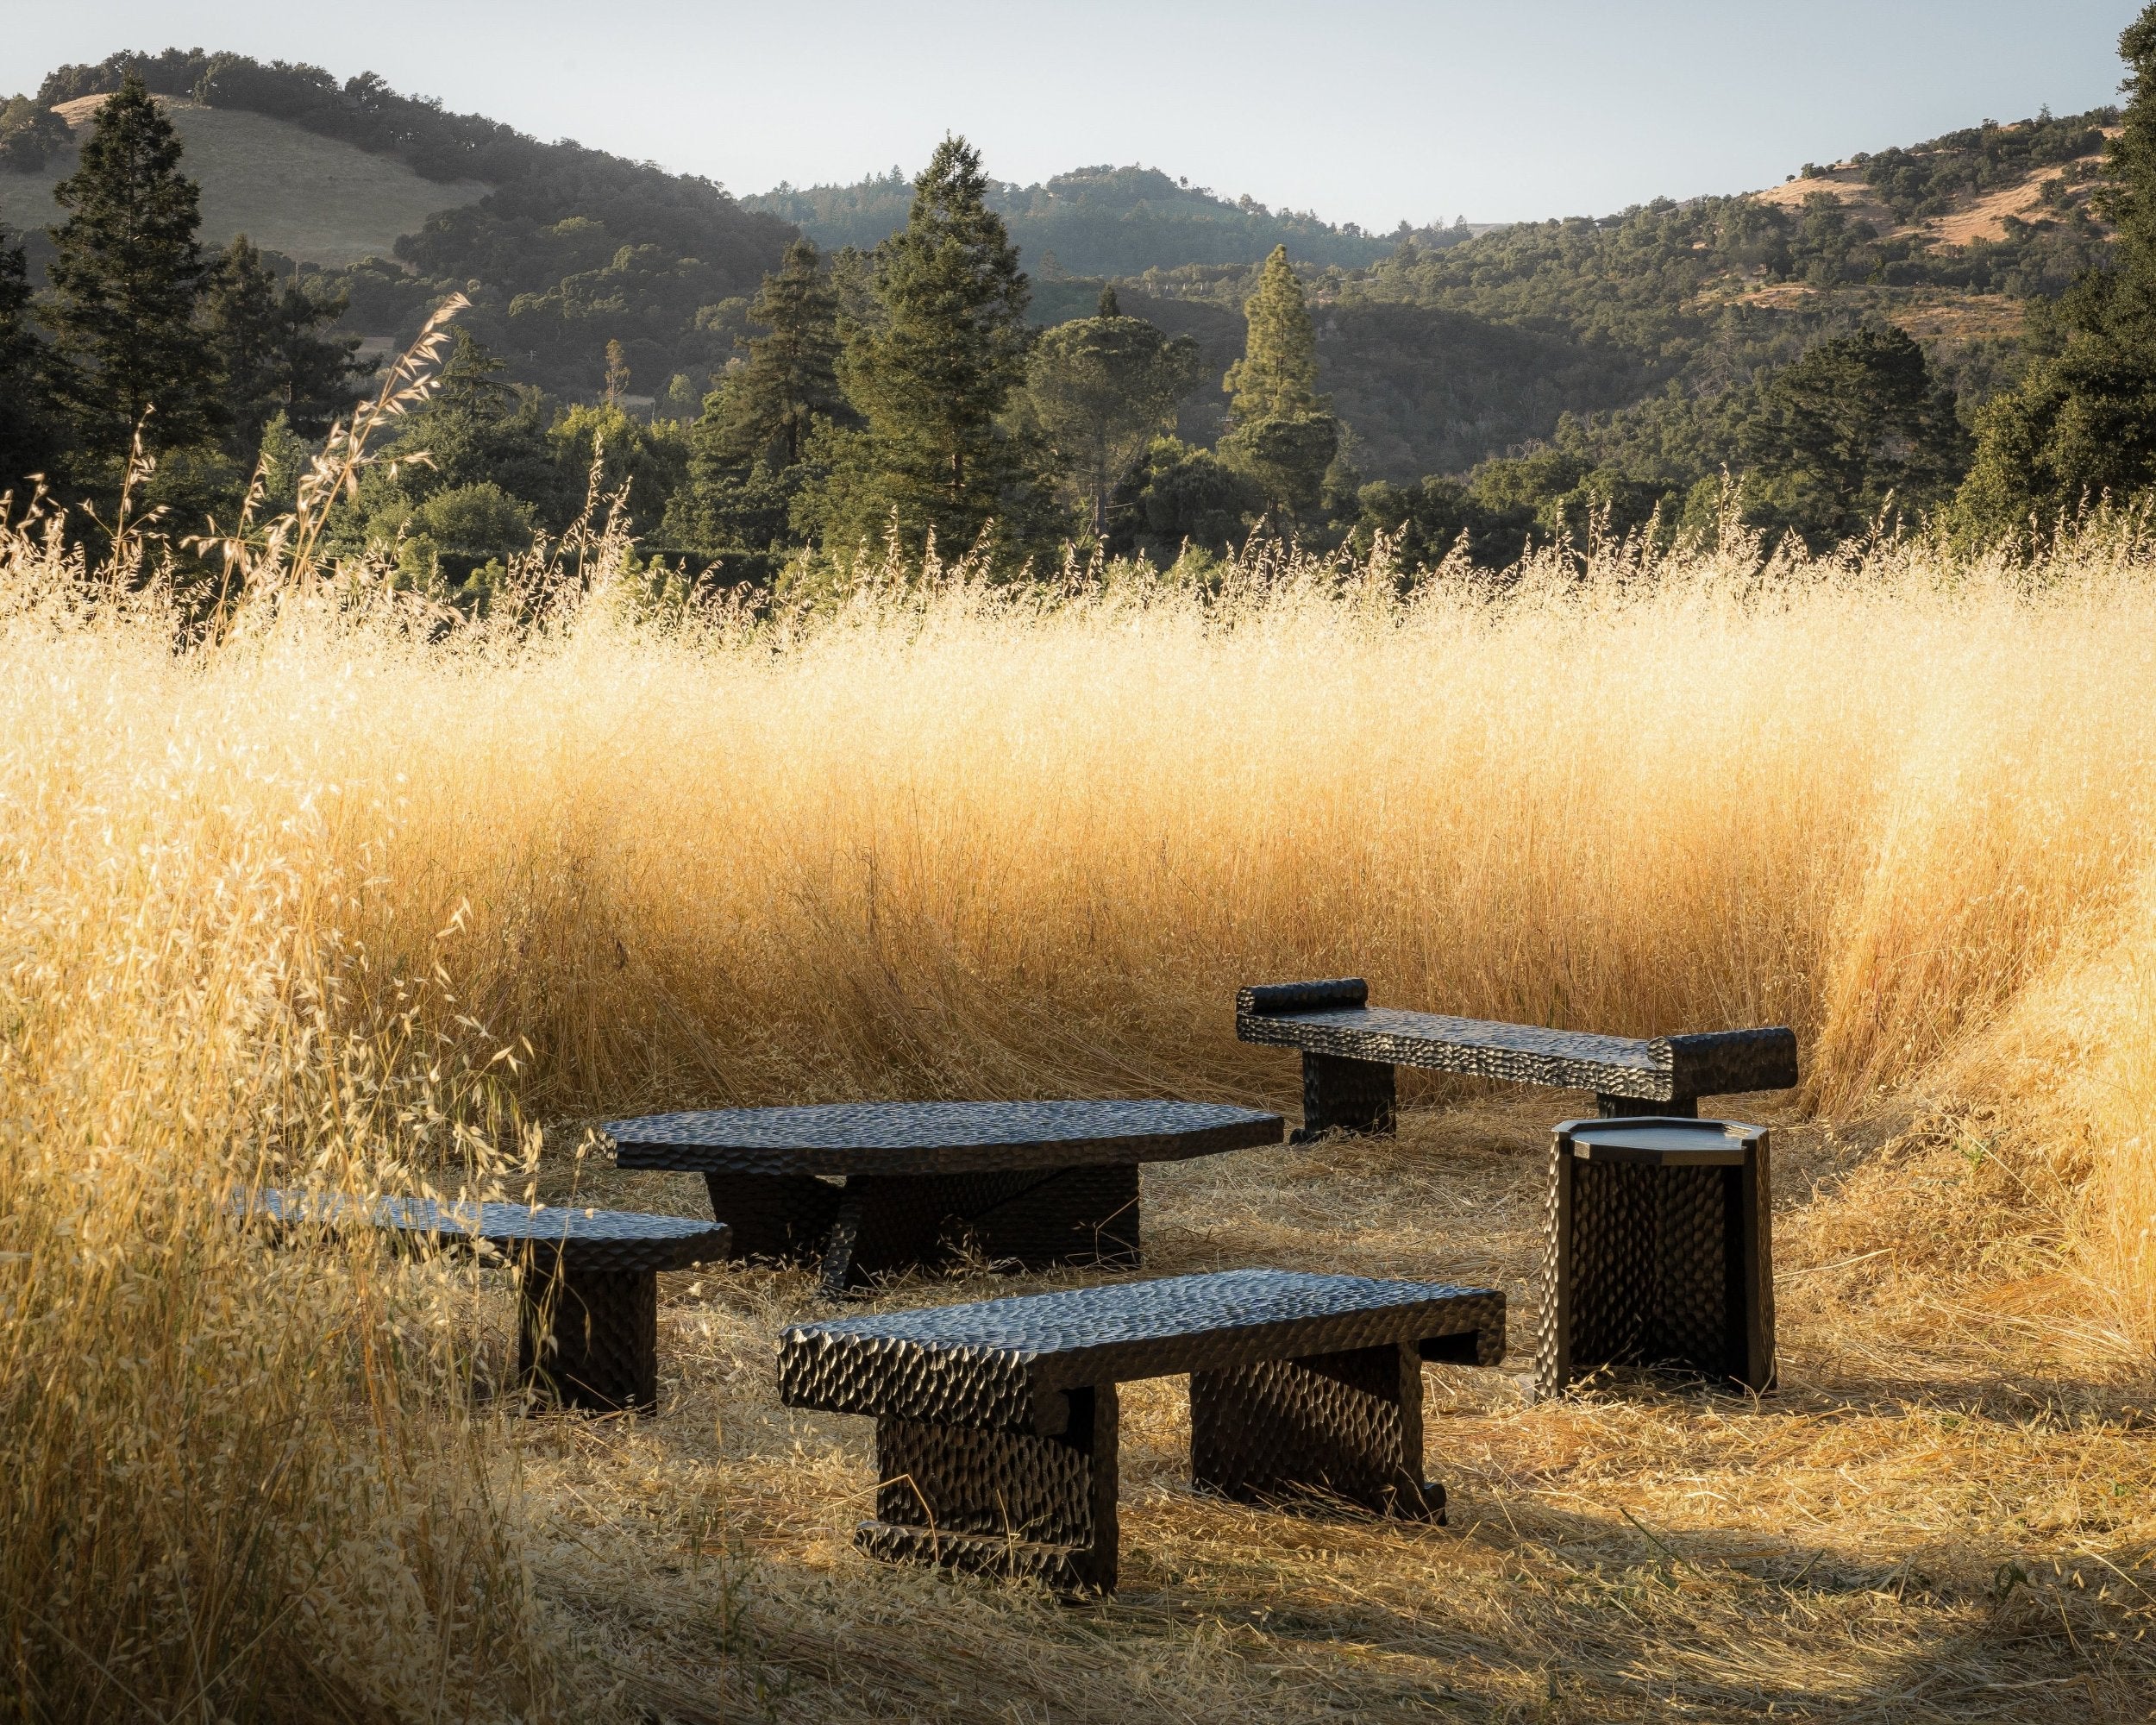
[44,75,220,468]
[1220,245,1338,529]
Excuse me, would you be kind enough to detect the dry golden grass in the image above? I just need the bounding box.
[6,442,2156,1717]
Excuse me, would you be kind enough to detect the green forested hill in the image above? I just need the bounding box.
[746,164,1404,276]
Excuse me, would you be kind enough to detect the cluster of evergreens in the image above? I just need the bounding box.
[0,77,362,539]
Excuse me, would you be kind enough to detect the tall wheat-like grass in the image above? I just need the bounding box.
[7,462,2156,1715]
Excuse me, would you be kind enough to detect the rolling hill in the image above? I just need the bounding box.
[0,94,489,267]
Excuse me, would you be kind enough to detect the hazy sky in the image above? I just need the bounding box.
[0,2,2143,229]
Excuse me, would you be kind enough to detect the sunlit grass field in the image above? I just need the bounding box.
[5,491,2156,1717]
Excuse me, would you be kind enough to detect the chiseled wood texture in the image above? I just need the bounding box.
[777,1268,1506,1591]
[1235,978,1798,1124]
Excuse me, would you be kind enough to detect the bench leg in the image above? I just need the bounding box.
[1189,1340,1439,1521]
[1595,1093,1698,1119]
[856,1383,1120,1592]
[701,1170,842,1264]
[1295,1052,1395,1141]
[517,1265,657,1414]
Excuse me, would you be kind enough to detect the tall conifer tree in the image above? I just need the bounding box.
[1220,245,1338,529]
[730,238,847,467]
[44,75,219,467]
[0,236,55,494]
[811,137,1054,558]
[198,235,360,452]
[1223,247,1325,422]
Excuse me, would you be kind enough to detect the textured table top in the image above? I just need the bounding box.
[243,1188,732,1273]
[1236,978,1798,1102]
[1557,1116,1766,1166]
[607,1099,1285,1177]
[777,1268,1507,1433]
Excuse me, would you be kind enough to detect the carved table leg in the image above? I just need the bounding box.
[1294,1052,1396,1141]
[820,1168,1142,1295]
[963,1163,1141,1270]
[856,1383,1120,1591]
[517,1264,658,1413]
[701,1170,842,1263]
[1190,1340,1439,1521]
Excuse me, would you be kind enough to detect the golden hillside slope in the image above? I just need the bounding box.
[0,94,488,267]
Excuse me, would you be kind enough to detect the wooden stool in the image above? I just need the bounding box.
[1536,1117,1774,1396]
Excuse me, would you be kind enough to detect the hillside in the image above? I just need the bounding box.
[8,49,794,403]
[0,94,489,267]
[748,164,1407,277]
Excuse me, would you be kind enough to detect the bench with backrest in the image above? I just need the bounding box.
[1236,978,1799,1138]
[776,1267,1505,1591]
[241,1189,730,1413]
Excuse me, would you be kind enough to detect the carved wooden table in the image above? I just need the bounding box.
[605,1100,1284,1295]
[778,1267,1507,1590]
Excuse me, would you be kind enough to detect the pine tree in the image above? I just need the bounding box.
[1955,4,2156,541]
[1223,247,1325,422]
[1026,285,1205,537]
[199,235,364,453]
[730,238,846,467]
[0,236,56,495]
[1219,246,1338,528]
[43,75,219,467]
[812,137,1054,559]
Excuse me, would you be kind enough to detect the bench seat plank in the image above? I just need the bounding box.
[244,1188,731,1274]
[1235,979,1798,1109]
[608,1099,1282,1178]
[778,1267,1504,1435]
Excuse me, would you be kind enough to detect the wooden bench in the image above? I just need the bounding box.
[776,1267,1505,1591]
[1236,978,1799,1138]
[242,1189,730,1413]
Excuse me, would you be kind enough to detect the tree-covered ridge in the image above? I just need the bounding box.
[748,163,1398,276]
[1847,106,2117,223]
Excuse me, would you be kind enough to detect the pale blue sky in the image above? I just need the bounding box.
[0,3,2141,229]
